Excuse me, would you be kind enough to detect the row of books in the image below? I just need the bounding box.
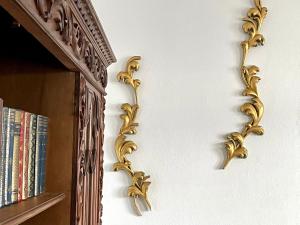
[0,99,48,207]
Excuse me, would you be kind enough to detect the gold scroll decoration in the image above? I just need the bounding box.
[113,56,151,216]
[223,0,267,169]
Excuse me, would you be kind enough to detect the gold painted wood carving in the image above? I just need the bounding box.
[113,56,151,216]
[223,0,267,169]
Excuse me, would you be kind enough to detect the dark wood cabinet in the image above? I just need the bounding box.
[0,0,115,224]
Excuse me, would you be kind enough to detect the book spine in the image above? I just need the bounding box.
[22,112,31,200]
[4,109,10,206]
[0,106,6,208]
[1,107,8,205]
[18,111,25,202]
[37,116,48,194]
[5,108,15,205]
[11,110,21,203]
[28,114,37,198]
[0,99,2,207]
[34,116,40,196]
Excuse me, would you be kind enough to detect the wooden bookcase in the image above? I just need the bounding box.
[0,0,115,224]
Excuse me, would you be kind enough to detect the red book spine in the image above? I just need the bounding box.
[18,111,25,202]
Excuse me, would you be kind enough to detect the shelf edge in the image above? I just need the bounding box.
[0,193,65,225]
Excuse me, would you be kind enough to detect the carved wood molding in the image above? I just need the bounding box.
[98,94,105,224]
[75,75,105,225]
[73,0,115,68]
[34,0,112,88]
[0,0,115,92]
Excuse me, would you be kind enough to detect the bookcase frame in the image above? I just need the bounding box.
[0,0,115,224]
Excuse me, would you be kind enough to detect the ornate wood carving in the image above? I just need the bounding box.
[75,75,105,225]
[35,0,54,21]
[0,1,112,224]
[73,0,115,68]
[33,1,109,223]
[97,93,105,223]
[33,0,111,89]
[0,0,115,93]
[53,0,73,45]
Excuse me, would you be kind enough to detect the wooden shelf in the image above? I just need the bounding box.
[0,193,65,225]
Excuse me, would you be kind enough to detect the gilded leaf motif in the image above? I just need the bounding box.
[241,102,259,123]
[242,19,256,38]
[117,56,142,91]
[114,56,151,215]
[247,125,264,135]
[255,0,262,9]
[128,185,144,198]
[115,135,137,163]
[233,147,248,159]
[248,34,265,47]
[120,103,139,135]
[223,0,267,168]
[112,162,133,175]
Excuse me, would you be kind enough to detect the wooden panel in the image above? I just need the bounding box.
[72,75,104,225]
[0,193,65,225]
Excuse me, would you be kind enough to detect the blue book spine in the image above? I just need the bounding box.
[12,110,21,203]
[5,108,15,205]
[28,114,37,198]
[0,107,8,208]
[37,116,48,194]
[34,116,40,196]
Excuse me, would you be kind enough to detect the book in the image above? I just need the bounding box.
[0,108,48,203]
[0,101,4,208]
[35,115,48,195]
[34,116,40,196]
[11,110,22,203]
[22,112,31,200]
[5,108,15,205]
[0,108,7,208]
[18,111,25,202]
[27,114,37,198]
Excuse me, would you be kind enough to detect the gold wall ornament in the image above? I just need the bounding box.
[113,56,151,216]
[222,0,267,169]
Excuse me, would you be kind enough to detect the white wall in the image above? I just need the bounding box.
[92,0,300,224]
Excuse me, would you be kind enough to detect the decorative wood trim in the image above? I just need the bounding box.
[73,75,105,225]
[34,0,113,87]
[0,0,115,93]
[98,93,105,224]
[73,0,116,66]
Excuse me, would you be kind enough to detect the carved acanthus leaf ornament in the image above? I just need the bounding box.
[223,0,267,168]
[113,56,151,216]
